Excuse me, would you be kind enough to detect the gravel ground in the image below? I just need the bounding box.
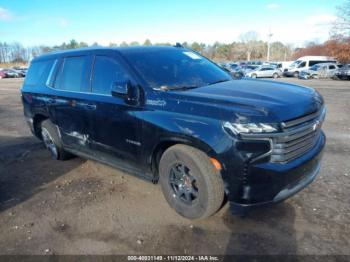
[0,78,349,255]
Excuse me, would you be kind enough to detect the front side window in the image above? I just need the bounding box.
[91,56,130,95]
[122,49,231,90]
[54,56,88,92]
[298,61,306,68]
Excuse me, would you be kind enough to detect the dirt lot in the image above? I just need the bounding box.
[0,78,349,255]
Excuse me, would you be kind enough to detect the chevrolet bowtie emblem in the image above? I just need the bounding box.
[313,120,320,131]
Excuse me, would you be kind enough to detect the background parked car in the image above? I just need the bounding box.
[299,63,339,80]
[242,65,259,72]
[284,56,337,77]
[0,69,20,78]
[335,64,350,80]
[12,67,28,77]
[16,69,27,77]
[0,71,6,79]
[246,60,262,66]
[245,66,282,78]
[228,63,239,72]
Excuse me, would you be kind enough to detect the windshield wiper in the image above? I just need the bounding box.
[208,79,230,86]
[160,85,199,91]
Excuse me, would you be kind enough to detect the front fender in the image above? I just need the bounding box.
[141,110,232,151]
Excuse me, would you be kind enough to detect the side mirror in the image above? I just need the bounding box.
[111,80,141,105]
[111,80,129,98]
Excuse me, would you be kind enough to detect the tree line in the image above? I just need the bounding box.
[0,37,297,64]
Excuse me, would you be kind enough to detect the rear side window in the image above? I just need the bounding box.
[309,60,328,67]
[91,55,130,95]
[54,56,88,92]
[25,60,55,86]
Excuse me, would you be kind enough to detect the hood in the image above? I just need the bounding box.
[169,79,323,123]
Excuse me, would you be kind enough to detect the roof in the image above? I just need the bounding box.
[296,56,335,60]
[32,46,183,62]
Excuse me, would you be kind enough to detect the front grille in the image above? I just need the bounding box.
[270,108,325,163]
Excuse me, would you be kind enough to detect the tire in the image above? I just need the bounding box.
[272,73,278,79]
[251,74,257,79]
[40,119,73,160]
[159,144,224,219]
[293,71,299,78]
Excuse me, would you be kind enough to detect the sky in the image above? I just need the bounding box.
[0,0,344,47]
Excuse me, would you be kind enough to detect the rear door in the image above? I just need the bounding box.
[328,64,337,77]
[259,67,270,77]
[52,54,94,154]
[264,67,275,77]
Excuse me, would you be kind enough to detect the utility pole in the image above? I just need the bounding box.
[267,29,273,62]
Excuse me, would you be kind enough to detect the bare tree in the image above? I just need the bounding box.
[332,0,350,37]
[239,31,259,61]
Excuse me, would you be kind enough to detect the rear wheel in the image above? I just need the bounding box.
[41,120,73,160]
[272,73,279,79]
[293,71,299,78]
[251,74,257,78]
[159,144,224,219]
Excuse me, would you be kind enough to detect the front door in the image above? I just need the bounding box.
[88,52,144,175]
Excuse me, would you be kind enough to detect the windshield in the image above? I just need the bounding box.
[290,60,302,67]
[122,48,232,90]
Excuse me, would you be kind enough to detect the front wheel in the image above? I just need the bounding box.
[159,144,225,219]
[273,73,279,79]
[251,74,257,78]
[293,71,299,78]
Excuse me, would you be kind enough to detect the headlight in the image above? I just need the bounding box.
[223,122,278,134]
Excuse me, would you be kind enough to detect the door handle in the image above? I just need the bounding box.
[85,103,97,110]
[47,98,56,105]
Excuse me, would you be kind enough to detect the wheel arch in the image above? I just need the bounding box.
[149,136,215,180]
[32,113,49,140]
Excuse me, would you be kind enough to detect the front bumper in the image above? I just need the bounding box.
[228,131,325,214]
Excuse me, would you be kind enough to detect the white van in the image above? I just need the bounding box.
[284,56,336,77]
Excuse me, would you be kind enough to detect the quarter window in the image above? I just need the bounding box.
[91,55,130,95]
[25,59,55,86]
[54,56,88,92]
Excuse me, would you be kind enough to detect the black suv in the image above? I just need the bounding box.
[21,46,326,219]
